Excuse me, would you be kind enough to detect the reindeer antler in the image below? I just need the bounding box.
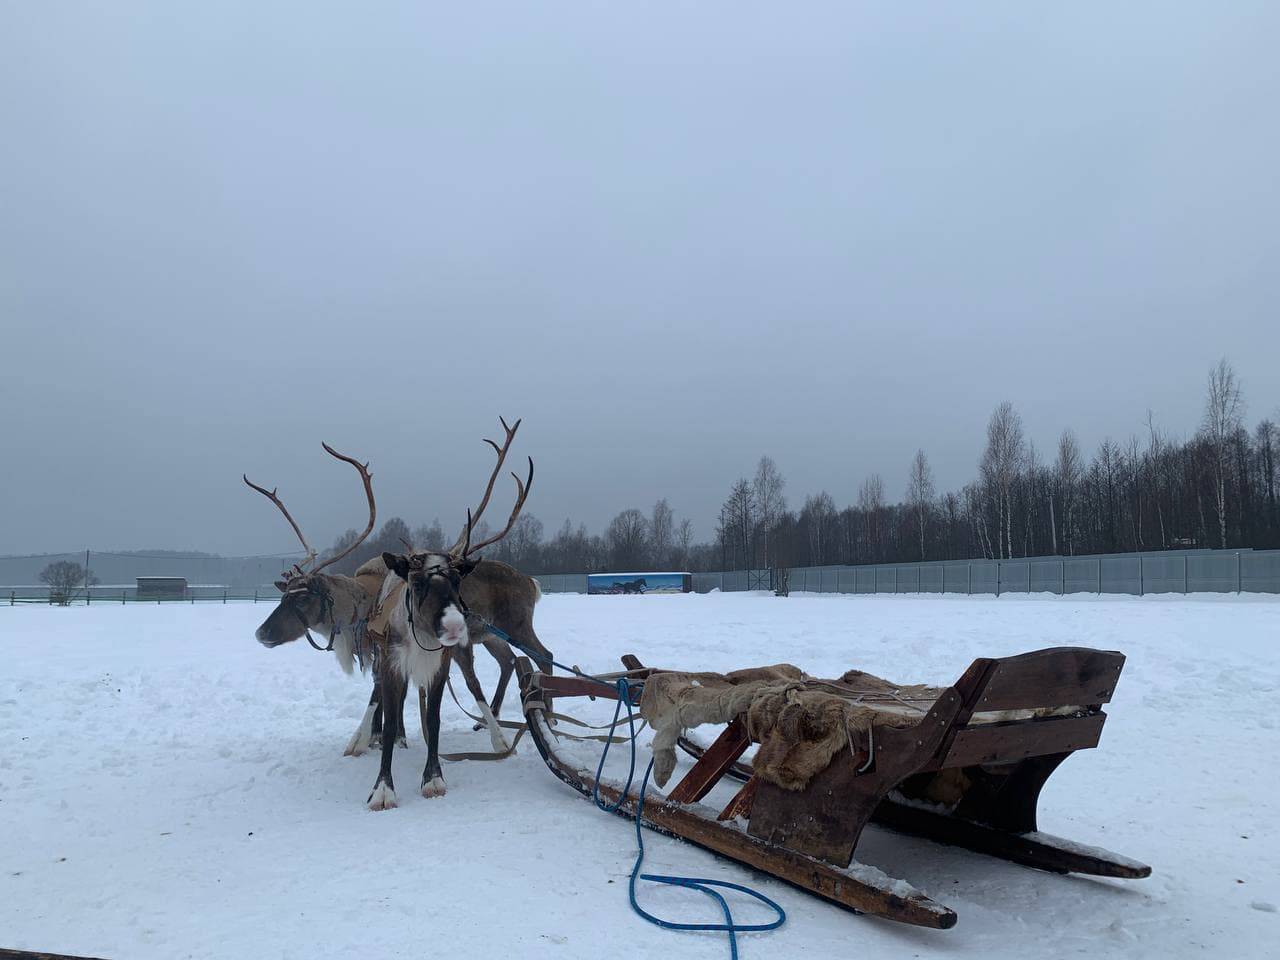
[459,457,534,558]
[448,416,522,556]
[242,475,318,575]
[243,443,376,581]
[310,442,377,576]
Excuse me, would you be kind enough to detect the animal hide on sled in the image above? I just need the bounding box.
[638,666,946,792]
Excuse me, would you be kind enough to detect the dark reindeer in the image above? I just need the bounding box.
[366,428,541,810]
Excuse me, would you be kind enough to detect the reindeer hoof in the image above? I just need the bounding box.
[472,721,485,732]
[367,783,398,811]
[343,735,368,757]
[421,777,447,799]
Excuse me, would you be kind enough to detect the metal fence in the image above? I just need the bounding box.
[6,589,281,606]
[784,548,1279,596]
[7,548,1276,604]
[532,548,1280,596]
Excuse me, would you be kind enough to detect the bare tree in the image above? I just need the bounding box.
[752,456,787,567]
[1258,419,1278,534]
[858,474,885,562]
[494,513,544,568]
[606,509,650,570]
[1054,429,1082,555]
[906,449,934,560]
[649,499,674,568]
[727,479,757,569]
[980,402,1026,558]
[674,518,694,568]
[1203,358,1244,548]
[801,491,837,565]
[411,519,446,551]
[40,560,97,605]
[1145,412,1169,549]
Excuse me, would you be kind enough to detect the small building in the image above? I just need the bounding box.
[135,577,188,600]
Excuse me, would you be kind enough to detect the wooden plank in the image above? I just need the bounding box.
[872,798,1151,879]
[939,712,1105,768]
[535,675,638,702]
[0,950,110,960]
[717,776,759,821]
[665,718,750,805]
[975,647,1124,711]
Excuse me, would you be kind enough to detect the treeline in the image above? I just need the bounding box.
[323,359,1277,575]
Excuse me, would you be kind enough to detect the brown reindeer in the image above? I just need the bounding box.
[366,421,547,810]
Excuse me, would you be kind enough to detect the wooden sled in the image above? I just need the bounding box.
[517,646,1149,930]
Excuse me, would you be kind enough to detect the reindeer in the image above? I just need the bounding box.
[244,432,552,759]
[244,443,381,676]
[365,435,542,810]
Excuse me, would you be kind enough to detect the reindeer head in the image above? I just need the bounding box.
[245,443,377,649]
[384,416,534,651]
[383,551,478,648]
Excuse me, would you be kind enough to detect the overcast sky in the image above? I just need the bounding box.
[2,2,1277,556]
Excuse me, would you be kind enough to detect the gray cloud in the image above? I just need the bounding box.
[2,2,1277,555]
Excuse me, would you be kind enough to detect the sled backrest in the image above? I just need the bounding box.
[960,646,1125,712]
[936,647,1126,769]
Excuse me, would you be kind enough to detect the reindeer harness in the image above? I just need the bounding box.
[283,579,368,659]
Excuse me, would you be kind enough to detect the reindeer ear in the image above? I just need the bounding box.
[455,557,480,578]
[382,552,411,580]
[274,580,289,592]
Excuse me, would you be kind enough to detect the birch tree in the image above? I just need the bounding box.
[752,456,787,567]
[906,449,934,560]
[980,402,1025,558]
[1202,358,1244,548]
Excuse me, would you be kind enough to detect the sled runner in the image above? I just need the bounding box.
[517,646,1150,929]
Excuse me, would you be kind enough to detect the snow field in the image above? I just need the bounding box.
[1,591,1277,959]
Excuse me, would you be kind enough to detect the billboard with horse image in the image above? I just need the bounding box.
[586,572,692,595]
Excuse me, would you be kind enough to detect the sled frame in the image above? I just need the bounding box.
[519,646,1149,929]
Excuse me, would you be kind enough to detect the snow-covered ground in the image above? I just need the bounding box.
[1,591,1277,959]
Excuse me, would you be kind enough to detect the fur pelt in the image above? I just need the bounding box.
[638,666,947,792]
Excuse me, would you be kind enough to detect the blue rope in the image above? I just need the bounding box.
[483,621,787,957]
[592,678,787,960]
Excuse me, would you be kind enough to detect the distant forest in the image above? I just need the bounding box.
[322,359,1278,576]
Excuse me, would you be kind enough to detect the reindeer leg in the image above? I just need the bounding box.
[421,653,451,798]
[394,680,408,747]
[458,643,510,753]
[370,687,385,750]
[344,682,380,757]
[507,623,555,719]
[367,664,403,811]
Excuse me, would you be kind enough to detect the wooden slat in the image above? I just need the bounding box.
[940,712,1106,768]
[534,675,638,702]
[974,647,1124,711]
[665,718,751,805]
